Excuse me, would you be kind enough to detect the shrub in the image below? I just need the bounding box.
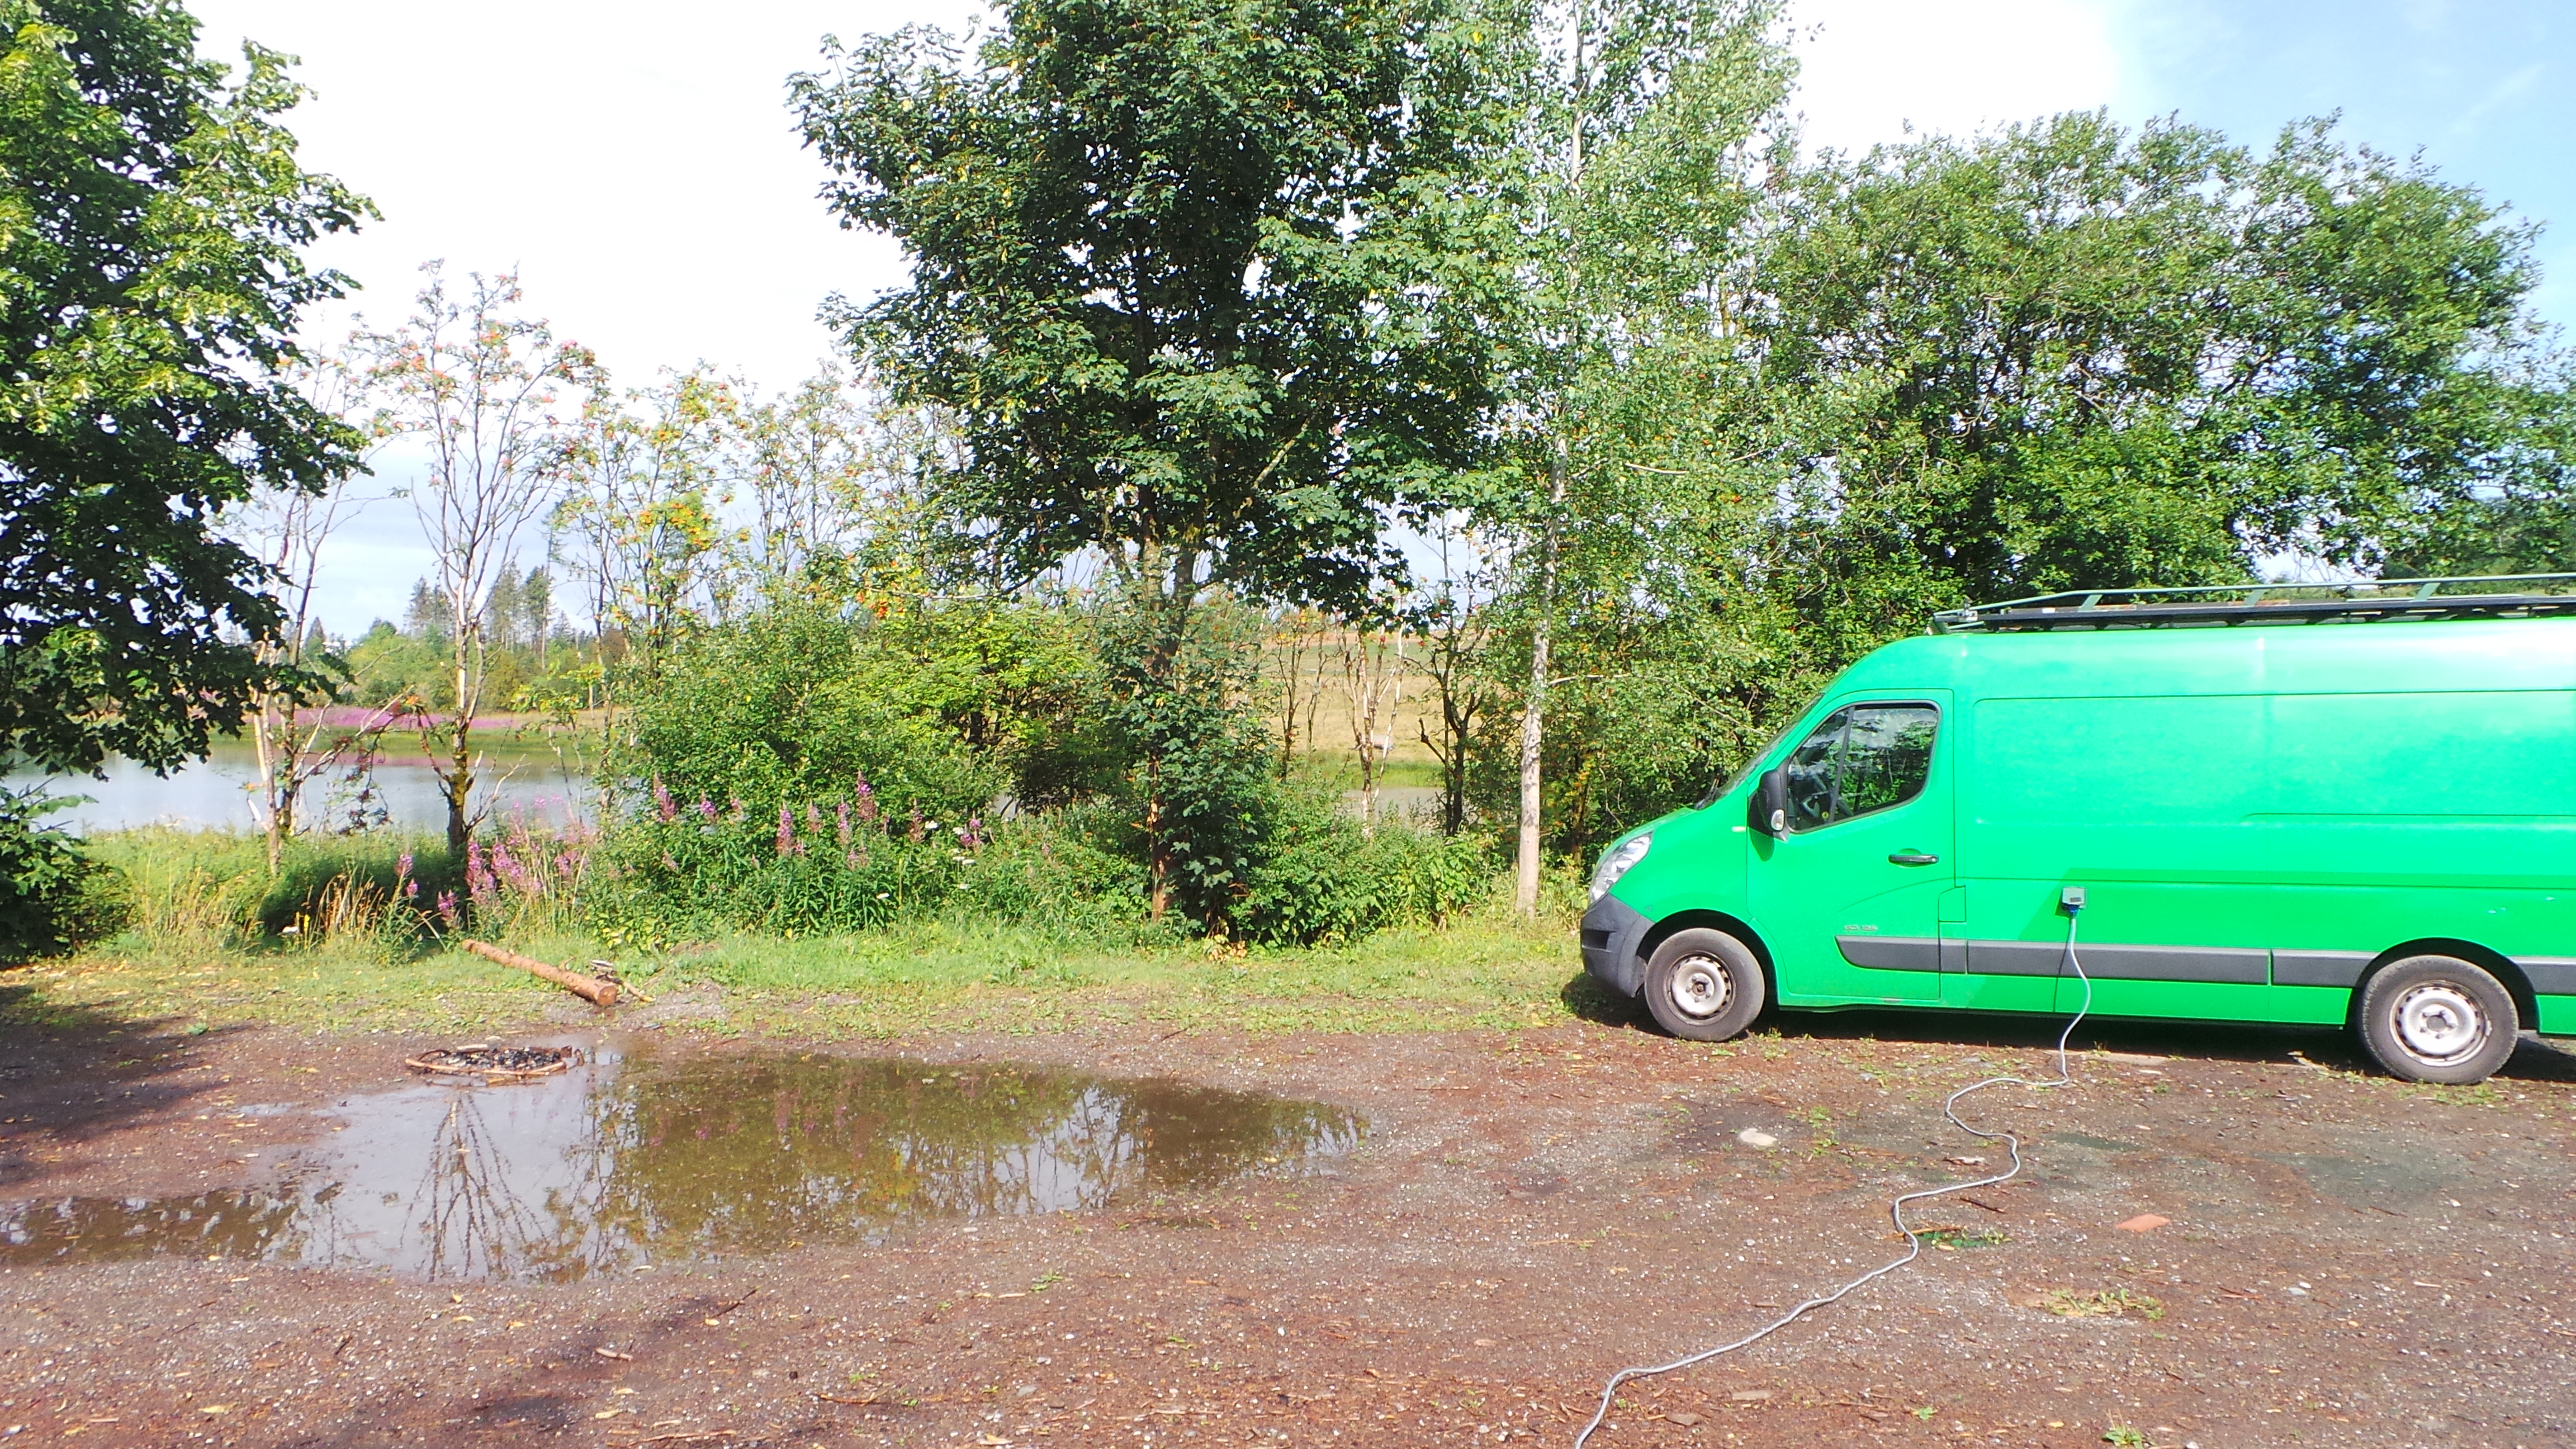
[594,794,1162,946]
[0,787,123,960]
[1240,782,1494,945]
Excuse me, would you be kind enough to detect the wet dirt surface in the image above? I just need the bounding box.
[4,1001,2575,1448]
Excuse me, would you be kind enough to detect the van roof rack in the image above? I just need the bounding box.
[1930,574,2576,633]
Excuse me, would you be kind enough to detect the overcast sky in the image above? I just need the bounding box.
[190,0,2574,634]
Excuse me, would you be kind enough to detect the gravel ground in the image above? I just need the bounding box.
[3,998,2574,1449]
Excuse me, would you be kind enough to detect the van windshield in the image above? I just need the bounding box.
[1693,698,1820,809]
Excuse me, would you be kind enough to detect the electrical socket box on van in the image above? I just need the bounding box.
[1580,577,2576,1084]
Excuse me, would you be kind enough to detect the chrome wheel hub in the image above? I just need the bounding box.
[1669,955,1732,1020]
[2394,982,2485,1063]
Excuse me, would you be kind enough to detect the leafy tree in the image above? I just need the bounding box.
[367,265,594,856]
[1472,0,1793,901]
[792,0,1525,912]
[1750,113,2572,645]
[0,0,371,776]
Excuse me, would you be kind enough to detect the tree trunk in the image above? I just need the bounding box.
[445,638,475,859]
[1515,445,1570,915]
[1514,608,1550,913]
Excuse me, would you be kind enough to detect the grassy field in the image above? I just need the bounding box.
[7,911,1598,1040]
[5,824,1602,1041]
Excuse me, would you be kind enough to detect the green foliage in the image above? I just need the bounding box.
[346,621,451,707]
[1241,782,1492,945]
[1751,113,2563,637]
[0,788,121,959]
[790,0,1515,611]
[1095,597,1280,928]
[596,806,1158,947]
[617,599,1110,828]
[0,1,372,774]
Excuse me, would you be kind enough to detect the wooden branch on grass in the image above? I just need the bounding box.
[461,939,619,1006]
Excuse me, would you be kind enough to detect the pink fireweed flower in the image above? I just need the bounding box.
[396,850,413,881]
[728,797,746,824]
[435,891,461,929]
[806,802,822,830]
[405,879,420,899]
[696,795,718,822]
[960,816,984,849]
[836,802,851,847]
[776,803,795,857]
[853,774,878,823]
[654,778,678,823]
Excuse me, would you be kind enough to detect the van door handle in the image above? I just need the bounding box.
[1887,851,1940,866]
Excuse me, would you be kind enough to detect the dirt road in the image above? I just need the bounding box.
[3,996,2572,1448]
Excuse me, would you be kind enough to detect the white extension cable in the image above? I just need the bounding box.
[1572,905,2096,1448]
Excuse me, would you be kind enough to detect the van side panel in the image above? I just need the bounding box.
[1948,634,2576,1022]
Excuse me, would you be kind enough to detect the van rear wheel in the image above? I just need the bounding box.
[1641,929,1767,1042]
[2356,954,2517,1084]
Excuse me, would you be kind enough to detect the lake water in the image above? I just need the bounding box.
[6,747,595,835]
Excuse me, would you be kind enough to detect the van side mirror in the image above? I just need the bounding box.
[1749,766,1789,837]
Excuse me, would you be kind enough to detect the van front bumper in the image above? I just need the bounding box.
[1579,894,1652,997]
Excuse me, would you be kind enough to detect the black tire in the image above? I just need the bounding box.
[2356,954,2518,1084]
[1641,927,1768,1042]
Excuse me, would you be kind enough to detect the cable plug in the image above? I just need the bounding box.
[2058,886,2086,916]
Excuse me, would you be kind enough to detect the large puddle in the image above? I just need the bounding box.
[0,1044,1362,1281]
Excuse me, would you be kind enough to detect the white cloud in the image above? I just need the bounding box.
[193,0,983,392]
[1787,0,2125,155]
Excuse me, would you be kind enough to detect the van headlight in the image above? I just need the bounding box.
[1589,833,1651,903]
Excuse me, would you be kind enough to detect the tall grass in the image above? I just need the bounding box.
[85,828,455,956]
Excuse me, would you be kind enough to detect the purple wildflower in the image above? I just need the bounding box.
[853,774,878,824]
[776,803,795,857]
[654,778,678,823]
[960,815,984,849]
[836,801,851,847]
[696,795,718,822]
[435,890,461,930]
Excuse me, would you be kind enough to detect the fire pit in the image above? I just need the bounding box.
[402,1044,579,1081]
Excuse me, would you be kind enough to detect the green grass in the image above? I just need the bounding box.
[10,911,1595,1039]
[10,827,1603,1040]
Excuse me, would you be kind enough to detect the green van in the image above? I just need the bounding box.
[1579,580,2576,1083]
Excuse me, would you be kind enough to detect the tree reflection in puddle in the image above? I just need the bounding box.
[0,1046,1363,1280]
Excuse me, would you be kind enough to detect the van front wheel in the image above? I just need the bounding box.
[2356,954,2517,1084]
[1641,929,1767,1042]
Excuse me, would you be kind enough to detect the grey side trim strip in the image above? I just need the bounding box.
[2520,957,2576,996]
[2273,950,2371,988]
[1836,935,1939,972]
[1963,939,2068,977]
[1953,937,2267,984]
[2079,944,2269,984]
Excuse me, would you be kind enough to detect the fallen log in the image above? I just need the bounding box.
[461,938,620,1006]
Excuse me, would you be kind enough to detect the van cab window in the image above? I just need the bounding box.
[1781,703,1938,831]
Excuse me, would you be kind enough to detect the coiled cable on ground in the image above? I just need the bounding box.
[1572,909,2096,1448]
